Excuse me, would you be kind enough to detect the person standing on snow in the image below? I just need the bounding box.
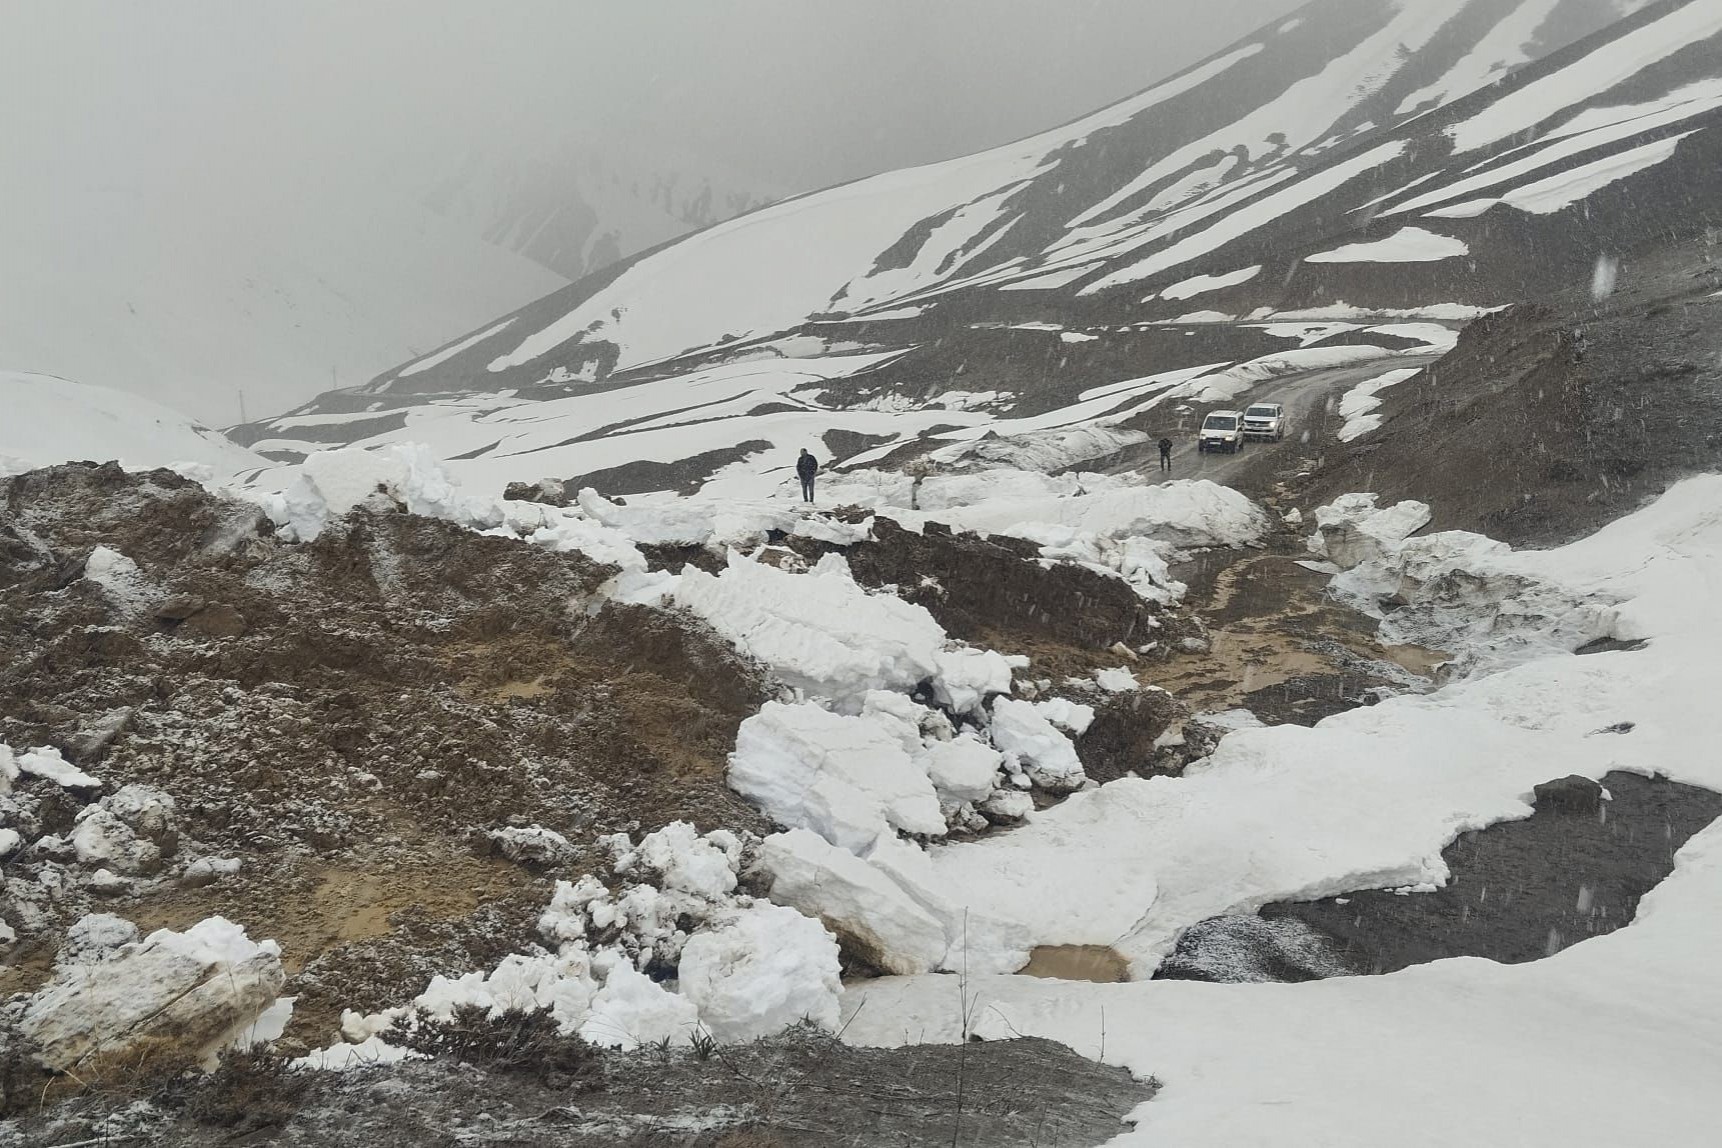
[1158,437,1173,473]
[796,448,819,503]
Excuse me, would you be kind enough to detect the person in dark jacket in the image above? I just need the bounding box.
[1158,437,1174,473]
[796,448,819,503]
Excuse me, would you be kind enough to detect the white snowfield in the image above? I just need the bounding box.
[0,370,268,480]
[1334,366,1422,442]
[836,475,1722,1145]
[239,310,1469,502]
[1304,225,1469,262]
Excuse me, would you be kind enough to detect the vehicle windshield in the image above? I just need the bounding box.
[1246,406,1277,417]
[1203,416,1237,430]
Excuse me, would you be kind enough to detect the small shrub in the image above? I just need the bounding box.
[384,1005,601,1085]
[167,1049,311,1132]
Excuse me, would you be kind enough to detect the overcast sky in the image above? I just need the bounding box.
[6,0,1307,196]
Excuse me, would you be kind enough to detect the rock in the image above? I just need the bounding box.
[62,912,141,962]
[487,825,574,867]
[0,828,20,857]
[62,707,136,762]
[762,829,948,976]
[87,868,128,895]
[180,856,242,888]
[1532,774,1605,816]
[0,919,15,947]
[71,784,179,874]
[153,594,208,621]
[29,833,76,863]
[979,789,1034,823]
[182,603,247,638]
[504,478,569,507]
[1076,687,1182,783]
[1178,636,1211,654]
[19,916,287,1073]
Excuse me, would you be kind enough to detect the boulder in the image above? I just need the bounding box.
[71,784,179,874]
[19,916,286,1073]
[1533,774,1605,816]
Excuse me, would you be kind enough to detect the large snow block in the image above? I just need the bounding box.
[19,916,286,1073]
[730,701,946,851]
[1309,493,1431,569]
[677,902,842,1042]
[762,829,948,975]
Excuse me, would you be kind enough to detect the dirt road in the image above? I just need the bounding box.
[1119,354,1443,489]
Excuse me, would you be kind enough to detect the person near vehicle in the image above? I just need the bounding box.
[1158,437,1173,473]
[796,447,819,503]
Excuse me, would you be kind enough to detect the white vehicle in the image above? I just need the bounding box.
[1198,410,1245,453]
[1242,402,1286,441]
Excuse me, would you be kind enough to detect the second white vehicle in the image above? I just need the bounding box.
[1242,403,1286,441]
[1198,410,1245,453]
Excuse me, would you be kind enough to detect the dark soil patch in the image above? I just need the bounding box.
[1157,770,1722,983]
[569,440,773,497]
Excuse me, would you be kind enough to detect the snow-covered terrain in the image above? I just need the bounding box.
[0,371,268,479]
[245,0,1722,501]
[839,475,1722,1145]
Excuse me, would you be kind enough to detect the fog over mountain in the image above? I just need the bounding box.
[1,0,1308,421]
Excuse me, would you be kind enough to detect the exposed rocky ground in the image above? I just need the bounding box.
[0,463,771,1041]
[1,1030,1150,1147]
[1298,248,1722,546]
[1157,770,1722,982]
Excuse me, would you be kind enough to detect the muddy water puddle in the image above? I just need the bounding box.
[1147,551,1447,720]
[1016,944,1130,983]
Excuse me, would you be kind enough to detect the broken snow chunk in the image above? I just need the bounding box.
[1094,667,1139,692]
[730,701,946,852]
[979,789,1034,823]
[1309,493,1431,569]
[578,961,700,1050]
[762,830,947,975]
[1033,697,1096,736]
[990,698,1088,793]
[622,820,739,900]
[678,902,842,1042]
[18,746,101,789]
[923,735,1005,804]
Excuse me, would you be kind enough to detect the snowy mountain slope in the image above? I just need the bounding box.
[0,157,567,427]
[0,371,269,479]
[246,0,1722,495]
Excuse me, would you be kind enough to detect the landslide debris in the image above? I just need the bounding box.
[0,463,771,1038]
